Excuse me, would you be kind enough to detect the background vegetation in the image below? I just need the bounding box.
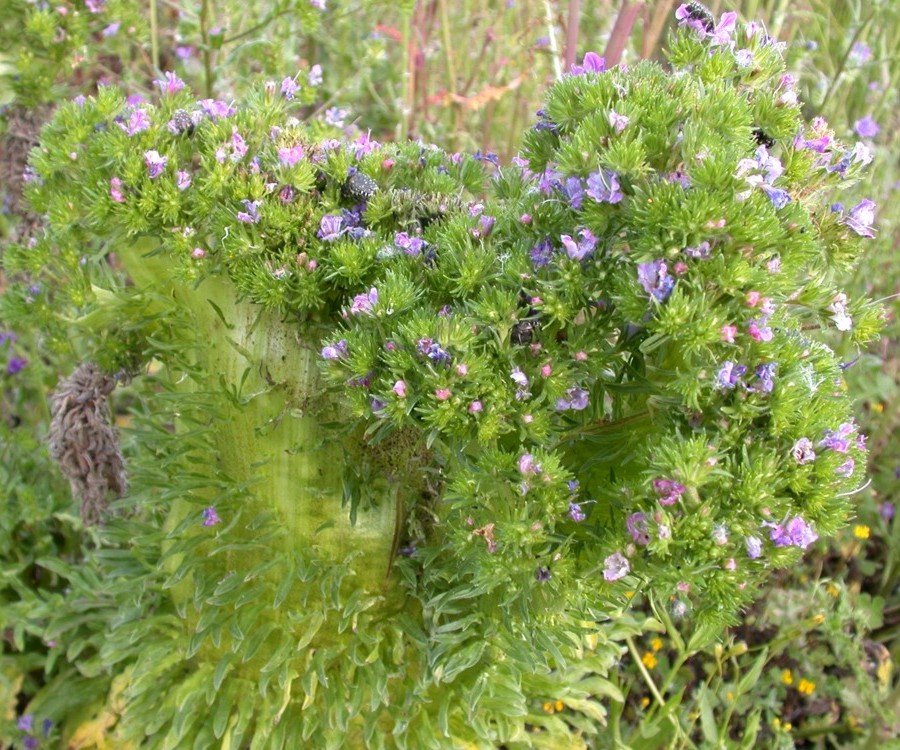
[1,0,898,747]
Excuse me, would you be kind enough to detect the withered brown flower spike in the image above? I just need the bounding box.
[48,363,128,525]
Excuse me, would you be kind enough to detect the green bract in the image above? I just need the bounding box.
[2,14,880,750]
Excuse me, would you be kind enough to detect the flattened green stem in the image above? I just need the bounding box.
[118,237,400,603]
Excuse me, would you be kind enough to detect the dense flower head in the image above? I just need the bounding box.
[17,11,879,731]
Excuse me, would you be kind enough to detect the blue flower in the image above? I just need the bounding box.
[530,238,554,268]
[714,361,746,390]
[637,260,675,301]
[568,502,586,522]
[585,170,623,204]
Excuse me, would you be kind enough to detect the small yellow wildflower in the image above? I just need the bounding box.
[872,402,884,413]
[642,652,658,669]
[781,669,794,685]
[797,678,815,695]
[773,718,782,730]
[811,614,825,626]
[542,701,554,714]
[853,525,870,540]
[640,696,650,708]
[826,583,840,597]
[725,692,734,702]
[624,591,635,599]
[554,700,564,712]
[784,721,793,731]
[650,637,664,652]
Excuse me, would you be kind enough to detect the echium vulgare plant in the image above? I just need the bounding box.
[3,6,882,749]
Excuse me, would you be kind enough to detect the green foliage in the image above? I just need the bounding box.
[1,4,893,749]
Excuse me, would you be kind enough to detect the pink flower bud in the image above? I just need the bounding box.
[720,325,737,343]
[435,388,451,401]
[393,380,407,397]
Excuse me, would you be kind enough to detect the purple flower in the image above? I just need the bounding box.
[637,259,675,302]
[585,169,623,204]
[562,177,584,209]
[626,512,650,545]
[155,71,186,95]
[820,422,855,453]
[560,229,598,261]
[310,0,326,8]
[281,77,300,100]
[325,107,348,128]
[24,739,38,750]
[791,438,816,464]
[236,199,261,224]
[683,241,711,259]
[850,42,872,64]
[535,566,552,582]
[102,21,120,37]
[118,108,150,136]
[762,184,791,209]
[278,144,305,166]
[198,99,235,120]
[17,715,34,732]
[745,536,762,559]
[308,64,323,86]
[519,453,540,475]
[880,502,895,522]
[175,45,194,60]
[473,214,495,239]
[836,458,855,477]
[110,177,126,203]
[511,367,531,400]
[555,386,589,411]
[735,49,754,67]
[653,478,685,506]
[531,237,554,268]
[608,110,630,134]
[321,339,348,360]
[568,502,586,522]
[571,51,606,76]
[144,150,167,179]
[318,215,345,241]
[176,170,192,191]
[85,0,105,11]
[768,516,817,549]
[394,232,425,256]
[417,338,451,365]
[349,287,378,315]
[754,362,777,393]
[202,506,222,526]
[844,199,877,238]
[602,551,630,581]
[854,116,879,139]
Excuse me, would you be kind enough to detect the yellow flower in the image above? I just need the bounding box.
[872,402,884,413]
[542,701,554,714]
[640,696,650,708]
[725,692,734,702]
[797,678,815,695]
[650,638,664,652]
[781,669,793,685]
[826,583,840,598]
[811,614,825,626]
[853,525,870,539]
[554,700,564,712]
[642,652,658,669]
